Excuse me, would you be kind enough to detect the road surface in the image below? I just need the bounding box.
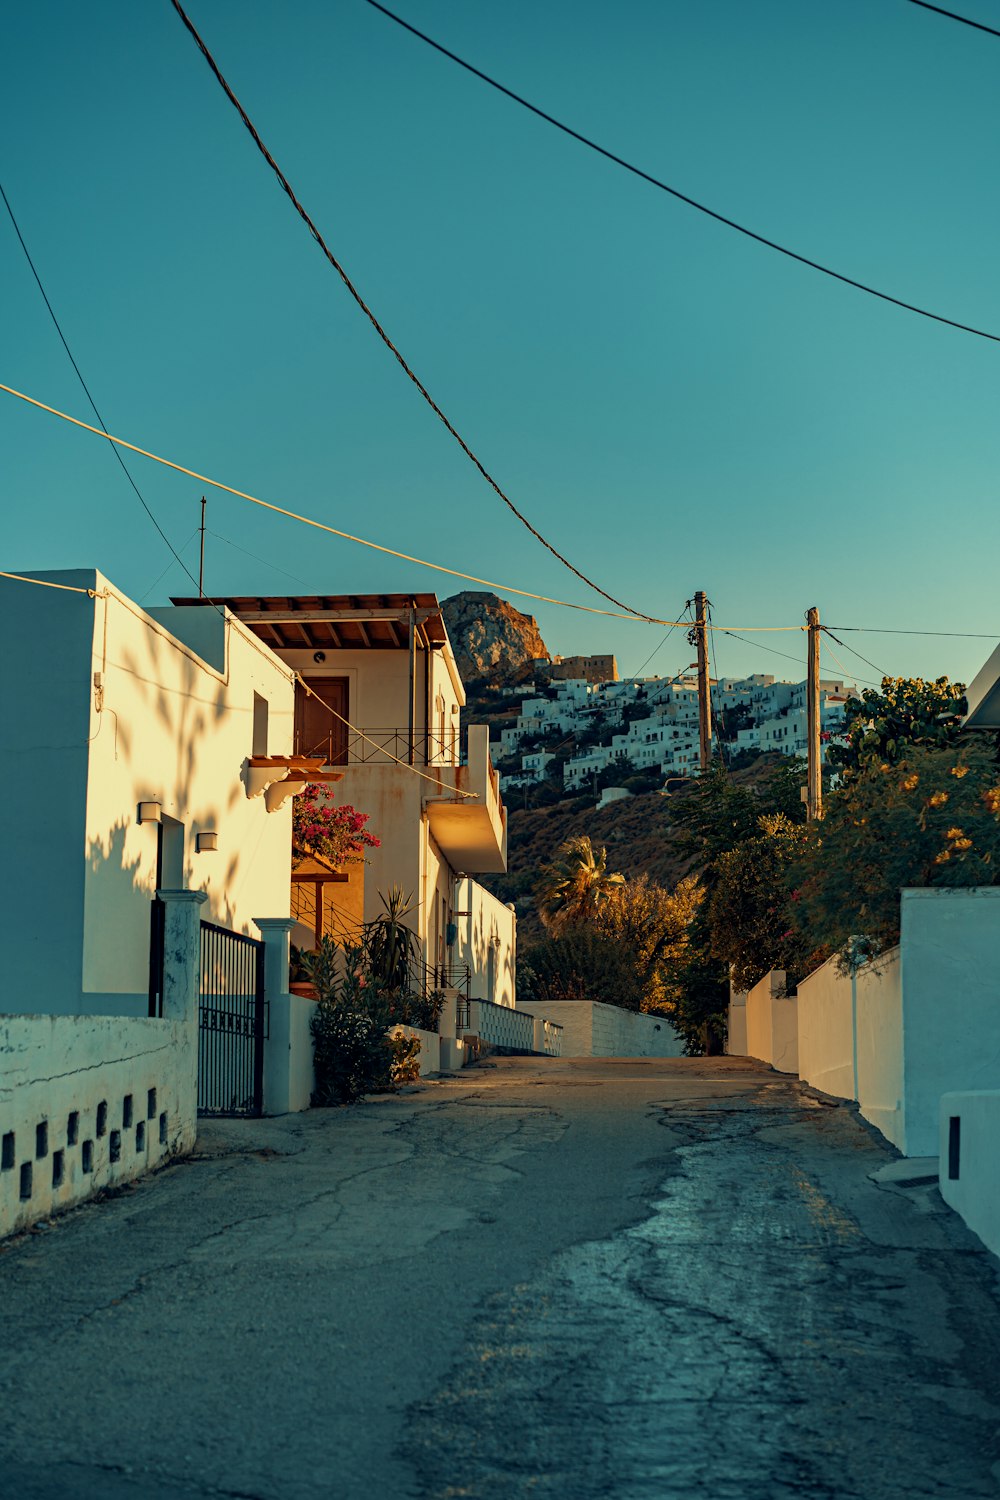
[2,1056,998,1498]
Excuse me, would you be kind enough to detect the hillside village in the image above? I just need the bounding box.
[495,665,853,795]
[441,591,854,799]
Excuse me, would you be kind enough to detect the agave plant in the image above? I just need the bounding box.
[364,886,419,995]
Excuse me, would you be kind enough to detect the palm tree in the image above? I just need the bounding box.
[537,835,625,934]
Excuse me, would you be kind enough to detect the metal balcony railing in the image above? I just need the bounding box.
[295,726,461,768]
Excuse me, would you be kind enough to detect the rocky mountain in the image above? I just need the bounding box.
[441,591,549,687]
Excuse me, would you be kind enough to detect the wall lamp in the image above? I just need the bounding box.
[196,831,219,853]
[137,802,162,824]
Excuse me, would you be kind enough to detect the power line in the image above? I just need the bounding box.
[904,0,1000,40]
[715,627,807,670]
[630,601,692,677]
[170,0,659,622]
[822,627,889,681]
[0,375,803,631]
[206,529,312,590]
[0,180,208,599]
[819,640,881,690]
[138,528,200,603]
[0,570,99,596]
[364,0,1000,347]
[828,625,999,639]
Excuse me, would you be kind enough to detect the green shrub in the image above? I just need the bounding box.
[386,989,445,1032]
[389,1031,422,1085]
[310,1005,393,1105]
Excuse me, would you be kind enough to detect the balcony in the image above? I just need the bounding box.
[306,721,506,874]
[294,724,461,768]
[423,724,507,874]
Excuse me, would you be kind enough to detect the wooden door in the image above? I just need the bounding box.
[295,677,349,763]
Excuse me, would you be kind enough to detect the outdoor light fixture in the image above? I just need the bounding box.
[196,831,219,853]
[137,802,162,824]
[313,651,326,663]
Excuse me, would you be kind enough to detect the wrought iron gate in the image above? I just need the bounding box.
[198,921,267,1117]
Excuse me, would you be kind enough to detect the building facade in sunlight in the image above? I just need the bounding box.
[0,569,296,1017]
[173,592,513,1009]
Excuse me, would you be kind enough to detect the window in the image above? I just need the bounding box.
[252,693,269,757]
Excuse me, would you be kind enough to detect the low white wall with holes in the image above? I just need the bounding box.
[0,1012,196,1239]
[531,1017,563,1057]
[469,999,535,1053]
[520,1001,684,1058]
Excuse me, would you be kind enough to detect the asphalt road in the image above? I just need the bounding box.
[2,1056,999,1500]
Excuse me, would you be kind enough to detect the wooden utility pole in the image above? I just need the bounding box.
[694,590,712,773]
[807,605,822,821]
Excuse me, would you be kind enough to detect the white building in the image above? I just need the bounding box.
[176,592,512,999]
[0,569,296,1017]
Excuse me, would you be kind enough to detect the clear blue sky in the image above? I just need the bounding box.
[2,0,998,690]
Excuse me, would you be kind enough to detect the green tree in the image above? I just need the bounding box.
[594,874,701,1013]
[670,761,805,879]
[707,813,826,993]
[826,676,967,782]
[536,835,625,933]
[789,741,1000,964]
[518,926,641,1010]
[669,919,729,1056]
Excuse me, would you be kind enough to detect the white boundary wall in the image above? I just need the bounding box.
[896,890,1000,1157]
[745,971,798,1074]
[938,1091,1000,1257]
[855,950,903,1150]
[727,989,748,1056]
[520,1001,684,1058]
[796,957,855,1100]
[749,890,1000,1156]
[0,1013,196,1239]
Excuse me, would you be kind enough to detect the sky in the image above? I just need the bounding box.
[2,0,999,692]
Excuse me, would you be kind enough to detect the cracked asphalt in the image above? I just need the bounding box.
[2,1056,999,1500]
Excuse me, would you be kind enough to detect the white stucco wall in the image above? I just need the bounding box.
[522,1000,593,1056]
[0,571,296,1017]
[727,990,748,1056]
[796,957,856,1099]
[0,1011,196,1239]
[938,1090,1000,1258]
[520,1001,684,1058]
[745,971,798,1073]
[455,878,516,1008]
[854,949,904,1149]
[897,889,1000,1158]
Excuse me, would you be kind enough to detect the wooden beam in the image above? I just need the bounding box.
[234,608,438,625]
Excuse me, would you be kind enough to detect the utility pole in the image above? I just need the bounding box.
[693,591,712,773]
[198,496,207,597]
[807,605,822,821]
